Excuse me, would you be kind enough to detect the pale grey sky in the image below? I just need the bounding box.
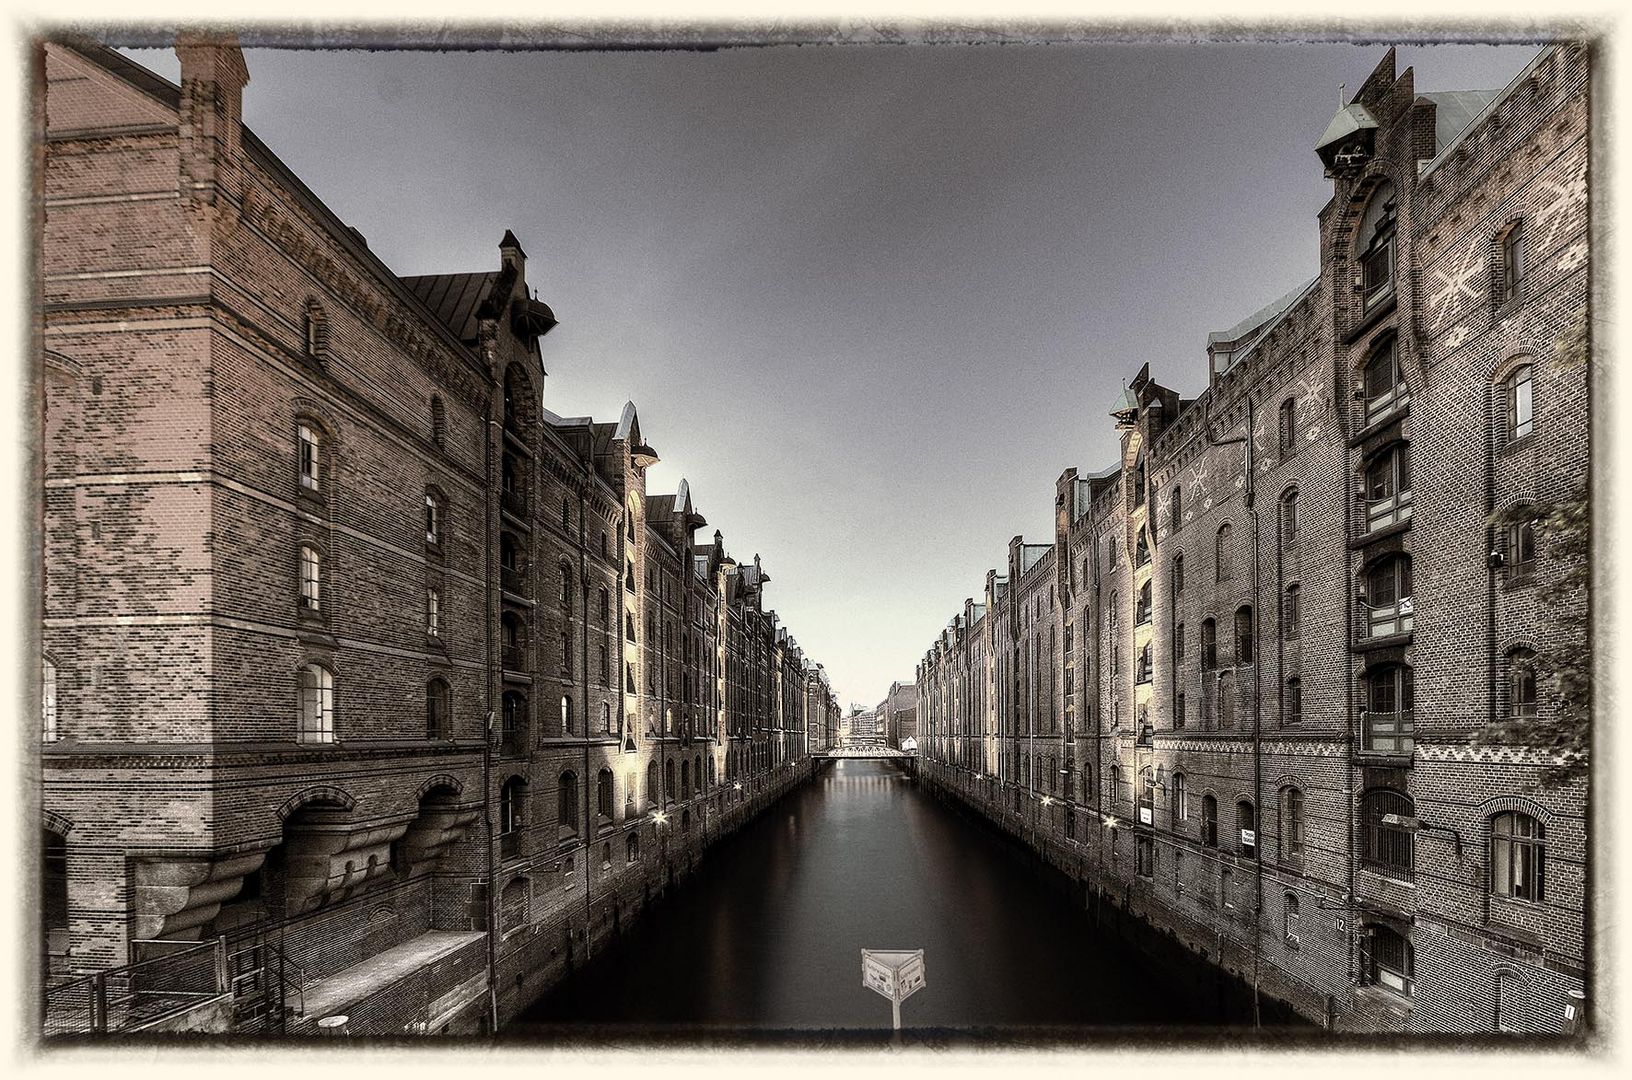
[126,37,1540,708]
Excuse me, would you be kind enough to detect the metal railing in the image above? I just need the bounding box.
[43,939,223,1037]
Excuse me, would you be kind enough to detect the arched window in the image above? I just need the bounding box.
[299,545,322,612]
[1135,531,1150,567]
[557,772,580,839]
[1234,605,1254,665]
[1171,485,1184,532]
[424,490,444,547]
[1285,677,1303,726]
[297,664,334,743]
[601,702,612,735]
[1358,180,1397,312]
[426,678,451,740]
[1498,220,1526,305]
[1506,514,1537,580]
[1506,363,1534,442]
[1282,584,1301,640]
[1280,489,1299,546]
[1362,337,1408,424]
[1363,663,1414,754]
[501,611,527,666]
[1173,553,1185,595]
[1363,442,1413,533]
[560,695,573,736]
[1367,924,1414,997]
[1171,772,1187,824]
[559,564,573,608]
[1136,581,1152,625]
[501,690,527,751]
[681,759,693,799]
[1279,398,1298,457]
[1361,789,1415,878]
[430,394,447,449]
[646,761,660,808]
[599,643,609,685]
[665,758,676,803]
[501,775,528,851]
[41,657,58,742]
[1508,648,1539,721]
[1283,892,1301,944]
[1215,524,1233,581]
[43,828,68,951]
[500,877,529,931]
[1237,799,1257,857]
[1364,554,1413,639]
[1491,811,1545,901]
[626,832,640,864]
[297,422,323,493]
[1201,793,1218,847]
[1217,671,1236,729]
[499,532,528,596]
[1107,762,1120,806]
[1279,786,1305,860]
[1200,618,1218,671]
[597,768,614,824]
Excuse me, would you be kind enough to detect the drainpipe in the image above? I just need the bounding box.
[483,400,498,1034]
[1343,384,1359,1004]
[1245,394,1264,1030]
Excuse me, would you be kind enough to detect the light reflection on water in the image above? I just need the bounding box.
[513,759,1273,1034]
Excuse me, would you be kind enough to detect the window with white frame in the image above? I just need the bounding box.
[297,664,334,743]
[299,545,322,612]
[1506,363,1534,442]
[426,585,441,638]
[1491,810,1545,902]
[298,424,322,492]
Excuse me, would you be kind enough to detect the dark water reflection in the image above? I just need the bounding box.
[513,759,1294,1037]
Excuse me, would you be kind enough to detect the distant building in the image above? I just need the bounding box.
[876,682,917,749]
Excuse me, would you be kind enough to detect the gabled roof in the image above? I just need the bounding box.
[400,272,496,343]
[1422,89,1503,156]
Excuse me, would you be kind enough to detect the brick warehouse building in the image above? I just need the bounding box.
[36,35,837,1035]
[916,44,1589,1035]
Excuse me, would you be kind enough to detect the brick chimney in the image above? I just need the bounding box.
[175,31,249,208]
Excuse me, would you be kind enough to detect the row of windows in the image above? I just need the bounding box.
[1125,769,1547,903]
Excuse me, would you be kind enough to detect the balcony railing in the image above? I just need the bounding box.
[1361,710,1414,755]
[1364,597,1414,639]
[501,488,529,519]
[1363,488,1413,534]
[502,645,527,671]
[501,566,529,597]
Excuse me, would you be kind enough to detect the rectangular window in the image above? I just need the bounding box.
[42,659,58,742]
[426,587,441,637]
[1137,836,1155,879]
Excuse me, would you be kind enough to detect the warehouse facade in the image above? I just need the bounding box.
[37,35,837,1035]
[916,44,1589,1035]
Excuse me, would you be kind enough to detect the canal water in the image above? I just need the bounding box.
[512,759,1299,1041]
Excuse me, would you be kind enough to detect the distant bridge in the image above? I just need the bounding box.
[812,746,915,760]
